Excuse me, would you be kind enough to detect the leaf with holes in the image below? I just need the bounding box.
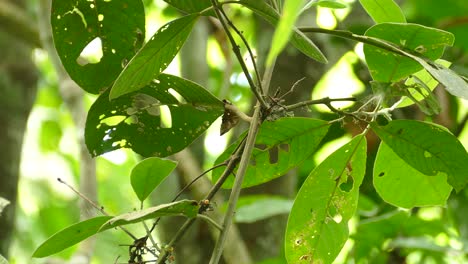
[212,118,330,188]
[285,135,367,264]
[359,0,406,23]
[86,74,223,157]
[239,0,327,63]
[131,157,178,202]
[374,142,452,208]
[364,23,454,82]
[101,200,199,229]
[371,120,468,192]
[33,216,112,258]
[51,0,145,93]
[110,14,199,99]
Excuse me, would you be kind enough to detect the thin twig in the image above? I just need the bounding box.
[299,27,419,58]
[217,6,263,93]
[282,97,357,111]
[210,0,268,108]
[197,214,223,231]
[209,54,277,264]
[57,178,137,240]
[155,138,247,263]
[209,103,263,264]
[147,162,227,234]
[172,162,228,203]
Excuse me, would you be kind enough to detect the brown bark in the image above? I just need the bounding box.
[0,0,38,257]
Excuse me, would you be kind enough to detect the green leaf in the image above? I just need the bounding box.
[371,120,468,192]
[390,237,467,253]
[86,74,223,157]
[267,0,305,66]
[364,23,454,82]
[164,0,213,15]
[359,0,406,23]
[397,59,451,108]
[131,157,178,202]
[285,135,367,264]
[353,210,409,261]
[374,142,452,208]
[414,60,468,100]
[51,0,145,94]
[102,200,199,229]
[314,0,347,9]
[110,14,199,99]
[212,118,330,188]
[234,195,293,223]
[238,0,327,63]
[33,216,112,258]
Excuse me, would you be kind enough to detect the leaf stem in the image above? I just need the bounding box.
[299,27,416,58]
[210,0,268,108]
[197,214,223,231]
[209,103,263,264]
[155,139,246,263]
[209,54,277,264]
[282,97,357,112]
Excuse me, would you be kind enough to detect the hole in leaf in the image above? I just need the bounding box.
[339,176,353,192]
[255,144,267,150]
[269,145,279,164]
[295,237,303,245]
[112,139,127,148]
[98,14,104,21]
[279,143,289,152]
[100,115,126,126]
[168,88,186,103]
[132,93,161,116]
[333,213,343,223]
[124,115,138,125]
[160,105,172,128]
[77,37,103,66]
[378,172,385,177]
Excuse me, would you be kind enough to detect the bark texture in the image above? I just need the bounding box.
[0,0,38,257]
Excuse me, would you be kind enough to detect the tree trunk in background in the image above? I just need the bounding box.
[0,0,38,257]
[37,0,98,262]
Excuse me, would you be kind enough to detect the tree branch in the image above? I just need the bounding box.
[210,0,268,108]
